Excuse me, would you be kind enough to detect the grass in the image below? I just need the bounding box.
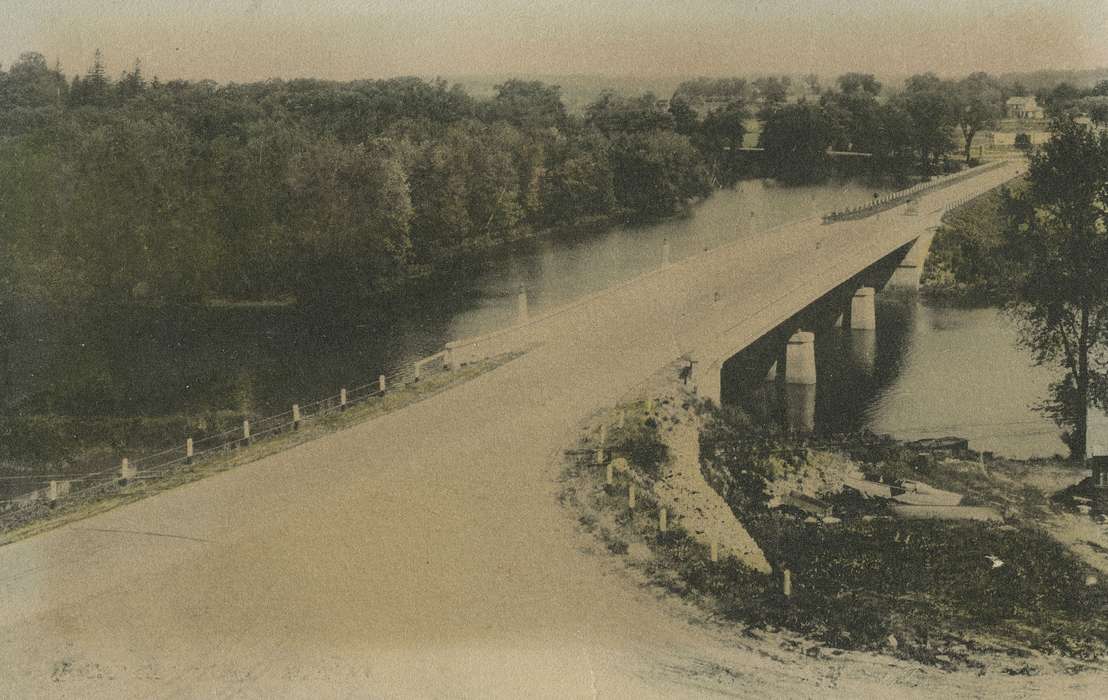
[0,353,519,546]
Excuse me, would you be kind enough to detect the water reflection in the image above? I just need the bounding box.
[785,383,817,435]
[728,292,1072,459]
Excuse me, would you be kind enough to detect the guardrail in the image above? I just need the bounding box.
[821,161,1005,224]
[0,349,458,531]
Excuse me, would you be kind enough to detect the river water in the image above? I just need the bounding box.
[5,177,1072,484]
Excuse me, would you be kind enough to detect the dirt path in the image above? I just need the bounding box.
[4,163,1097,697]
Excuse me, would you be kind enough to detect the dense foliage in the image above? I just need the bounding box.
[1,52,715,311]
[3,53,1088,317]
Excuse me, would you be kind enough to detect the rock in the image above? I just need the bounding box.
[1086,575,1098,586]
[804,646,822,659]
[821,516,842,525]
[803,516,819,524]
[886,635,899,650]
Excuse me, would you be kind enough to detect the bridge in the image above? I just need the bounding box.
[0,162,1047,697]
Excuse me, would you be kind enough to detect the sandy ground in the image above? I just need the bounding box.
[4,162,1098,697]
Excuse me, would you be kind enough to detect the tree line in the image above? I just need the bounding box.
[0,51,1079,312]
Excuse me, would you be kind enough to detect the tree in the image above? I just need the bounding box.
[837,72,881,97]
[696,101,749,183]
[483,79,566,130]
[954,72,1003,162]
[803,73,821,95]
[901,73,957,173]
[758,103,836,184]
[1044,82,1082,118]
[608,131,711,219]
[585,91,673,134]
[1002,119,1108,459]
[667,97,699,136]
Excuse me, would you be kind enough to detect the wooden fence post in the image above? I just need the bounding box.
[243,419,251,445]
[379,374,387,393]
[628,483,636,509]
[186,437,194,464]
[340,387,347,411]
[659,507,668,533]
[710,538,719,563]
[292,404,300,431]
[783,568,793,597]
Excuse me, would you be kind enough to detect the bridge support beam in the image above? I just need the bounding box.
[887,230,936,291]
[851,288,877,330]
[785,331,817,385]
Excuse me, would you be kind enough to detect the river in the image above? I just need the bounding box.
[3,176,1074,497]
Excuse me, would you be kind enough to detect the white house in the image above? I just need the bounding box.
[1006,95,1044,119]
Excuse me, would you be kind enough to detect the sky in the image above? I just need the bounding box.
[1,0,1105,83]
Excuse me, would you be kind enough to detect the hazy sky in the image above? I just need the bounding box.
[1,1,1105,82]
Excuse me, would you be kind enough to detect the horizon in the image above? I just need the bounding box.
[1,1,1105,84]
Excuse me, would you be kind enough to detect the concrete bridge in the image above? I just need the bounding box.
[0,161,1041,697]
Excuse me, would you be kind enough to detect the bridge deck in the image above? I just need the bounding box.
[0,162,1048,697]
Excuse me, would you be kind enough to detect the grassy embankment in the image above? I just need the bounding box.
[561,371,1105,672]
[0,353,518,545]
[921,176,1026,303]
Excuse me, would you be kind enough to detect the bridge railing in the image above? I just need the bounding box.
[0,347,462,534]
[821,161,1005,224]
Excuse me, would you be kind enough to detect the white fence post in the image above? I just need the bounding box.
[186,437,194,464]
[292,404,300,431]
[340,387,348,411]
[379,374,386,393]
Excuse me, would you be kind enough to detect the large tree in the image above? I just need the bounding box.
[954,72,1003,162]
[1002,119,1108,459]
[758,103,836,184]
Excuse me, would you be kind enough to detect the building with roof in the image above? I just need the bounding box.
[1006,95,1044,119]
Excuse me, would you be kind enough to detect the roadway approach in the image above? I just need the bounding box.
[6,160,1097,698]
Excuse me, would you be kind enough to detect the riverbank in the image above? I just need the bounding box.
[561,361,1107,675]
[920,175,1026,304]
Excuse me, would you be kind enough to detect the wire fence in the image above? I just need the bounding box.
[0,351,451,531]
[821,161,1006,224]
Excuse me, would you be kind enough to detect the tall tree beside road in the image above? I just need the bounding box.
[954,72,1003,162]
[1002,119,1108,459]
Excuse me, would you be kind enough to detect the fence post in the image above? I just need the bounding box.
[628,483,636,509]
[186,437,194,464]
[783,568,793,597]
[413,360,422,381]
[379,374,386,393]
[710,538,719,563]
[659,507,668,533]
[292,405,300,431]
[243,419,251,445]
[120,457,136,482]
[606,461,614,486]
[48,480,59,504]
[340,387,348,411]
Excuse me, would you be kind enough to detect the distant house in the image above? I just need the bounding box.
[1006,96,1044,119]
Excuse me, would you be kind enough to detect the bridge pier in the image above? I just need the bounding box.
[785,331,817,385]
[887,230,936,291]
[850,288,876,330]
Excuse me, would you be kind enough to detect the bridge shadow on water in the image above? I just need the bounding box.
[719,241,920,437]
